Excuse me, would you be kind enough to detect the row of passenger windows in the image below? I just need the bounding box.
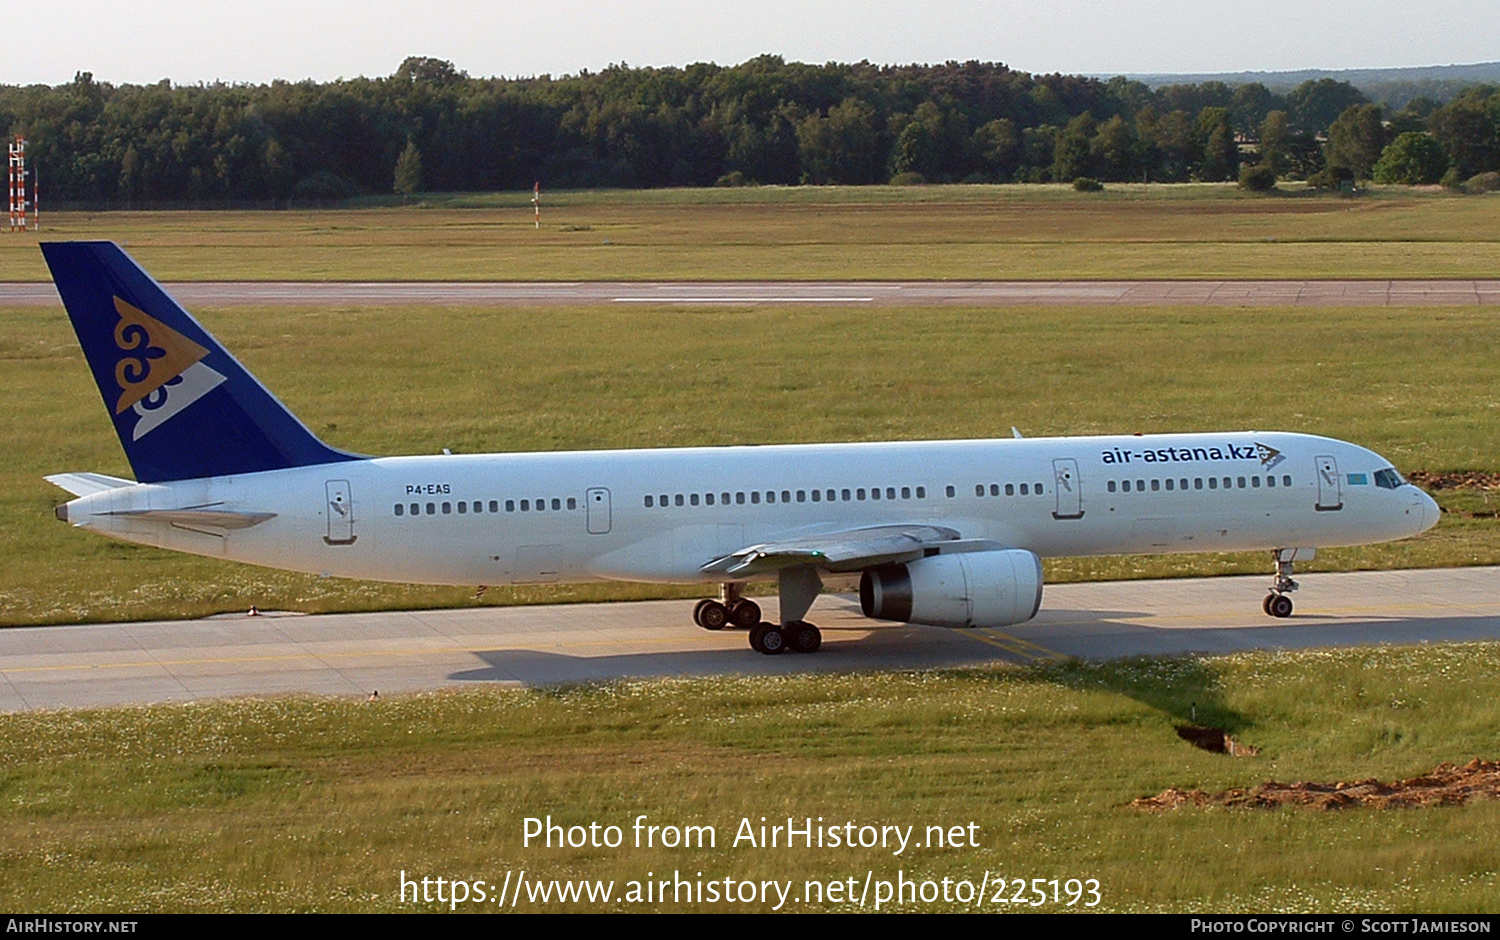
[1107,474,1293,494]
[395,496,578,516]
[973,482,1045,497]
[645,485,928,508]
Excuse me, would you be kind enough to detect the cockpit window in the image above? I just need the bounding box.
[1373,468,1407,490]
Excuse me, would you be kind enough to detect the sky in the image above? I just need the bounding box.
[8,0,1499,87]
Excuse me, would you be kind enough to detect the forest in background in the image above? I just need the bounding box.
[3,56,1499,205]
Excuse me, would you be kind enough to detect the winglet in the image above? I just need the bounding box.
[41,242,360,483]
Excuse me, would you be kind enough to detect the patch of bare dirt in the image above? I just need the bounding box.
[1407,471,1500,491]
[1176,725,1259,756]
[1133,759,1500,811]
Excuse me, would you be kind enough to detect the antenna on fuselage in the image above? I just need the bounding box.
[1011,427,1023,439]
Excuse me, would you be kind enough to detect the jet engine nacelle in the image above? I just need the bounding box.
[859,549,1043,628]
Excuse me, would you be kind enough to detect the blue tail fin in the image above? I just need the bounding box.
[42,241,359,483]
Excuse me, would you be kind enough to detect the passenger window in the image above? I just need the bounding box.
[1267,476,1276,488]
[1122,480,1131,492]
[736,492,745,504]
[766,491,775,504]
[1150,480,1159,492]
[1194,479,1203,490]
[675,494,684,507]
[991,484,1001,496]
[520,500,529,511]
[946,485,955,498]
[1222,477,1231,489]
[1108,480,1117,493]
[1035,482,1043,494]
[427,502,437,514]
[706,493,715,506]
[1165,479,1174,491]
[811,489,820,502]
[751,492,760,504]
[566,497,576,510]
[645,495,654,508]
[871,487,881,501]
[1180,479,1188,490]
[394,504,404,516]
[915,486,925,498]
[442,502,452,514]
[841,489,851,501]
[1251,476,1260,488]
[457,501,467,514]
[1020,483,1030,495]
[1208,478,1217,490]
[857,489,866,500]
[1137,480,1146,491]
[886,487,896,500]
[551,498,561,510]
[505,500,515,512]
[797,490,806,503]
[411,503,420,515]
[1282,475,1292,487]
[782,490,791,503]
[975,484,984,497]
[690,494,699,506]
[722,492,731,504]
[490,500,499,513]
[1004,483,1014,496]
[901,487,911,499]
[1237,477,1246,489]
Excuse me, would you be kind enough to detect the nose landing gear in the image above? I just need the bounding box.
[1263,548,1310,618]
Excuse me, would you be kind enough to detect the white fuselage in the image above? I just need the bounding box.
[60,431,1437,587]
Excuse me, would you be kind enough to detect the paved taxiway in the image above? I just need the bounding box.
[4,279,1500,308]
[2,566,1496,712]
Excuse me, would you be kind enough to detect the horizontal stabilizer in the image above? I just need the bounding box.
[102,506,277,530]
[45,472,135,497]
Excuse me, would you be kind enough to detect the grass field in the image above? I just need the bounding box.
[4,646,1500,912]
[3,299,1496,626]
[3,183,1499,282]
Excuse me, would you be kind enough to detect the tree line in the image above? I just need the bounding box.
[3,56,1498,205]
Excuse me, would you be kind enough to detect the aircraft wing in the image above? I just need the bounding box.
[700,523,1005,578]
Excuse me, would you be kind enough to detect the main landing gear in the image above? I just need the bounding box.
[696,568,827,655]
[1262,548,1308,619]
[692,583,762,631]
[750,620,822,655]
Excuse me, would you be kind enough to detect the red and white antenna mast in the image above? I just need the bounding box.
[8,136,31,232]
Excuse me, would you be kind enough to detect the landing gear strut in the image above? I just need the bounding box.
[692,584,761,631]
[1263,548,1310,619]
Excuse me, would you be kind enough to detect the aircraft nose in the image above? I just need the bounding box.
[1414,490,1440,533]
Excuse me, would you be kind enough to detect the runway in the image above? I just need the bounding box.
[2,566,1497,712]
[4,279,1500,307]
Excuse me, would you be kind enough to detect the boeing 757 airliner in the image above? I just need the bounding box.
[42,242,1440,655]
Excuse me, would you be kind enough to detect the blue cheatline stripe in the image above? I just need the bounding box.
[42,241,361,483]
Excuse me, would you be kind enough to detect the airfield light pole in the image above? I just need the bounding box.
[8,136,31,232]
[533,181,540,229]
